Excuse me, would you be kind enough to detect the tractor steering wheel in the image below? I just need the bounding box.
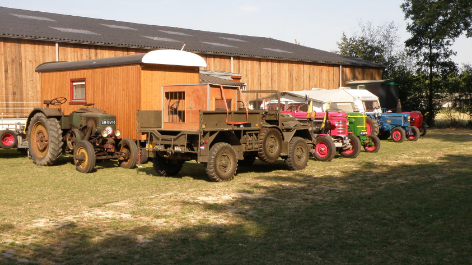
[50,97,67,105]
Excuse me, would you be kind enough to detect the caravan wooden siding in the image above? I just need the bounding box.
[140,64,200,112]
[40,65,141,139]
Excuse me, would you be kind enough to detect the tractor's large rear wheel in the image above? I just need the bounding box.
[406,126,420,141]
[28,113,63,166]
[364,134,381,153]
[74,140,96,173]
[285,137,309,170]
[206,142,237,182]
[365,116,379,136]
[313,135,335,162]
[118,138,138,169]
[152,155,183,176]
[258,128,282,163]
[0,130,18,149]
[340,134,361,158]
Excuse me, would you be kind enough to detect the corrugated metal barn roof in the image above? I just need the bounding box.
[0,6,383,68]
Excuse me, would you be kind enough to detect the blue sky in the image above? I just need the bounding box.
[1,0,470,66]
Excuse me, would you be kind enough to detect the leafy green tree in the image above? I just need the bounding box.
[401,0,472,125]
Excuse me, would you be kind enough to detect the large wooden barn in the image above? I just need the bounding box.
[0,6,383,118]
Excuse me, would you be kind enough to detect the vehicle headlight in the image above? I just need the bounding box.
[101,126,113,137]
[115,129,121,137]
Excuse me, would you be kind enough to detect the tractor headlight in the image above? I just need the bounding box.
[101,126,113,137]
[115,129,121,137]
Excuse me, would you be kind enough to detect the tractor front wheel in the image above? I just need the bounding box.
[340,134,361,158]
[206,142,238,182]
[419,122,427,136]
[119,138,138,169]
[313,135,335,161]
[0,130,18,149]
[406,126,420,141]
[285,137,309,170]
[391,127,406,143]
[74,140,96,173]
[28,113,63,166]
[364,134,381,153]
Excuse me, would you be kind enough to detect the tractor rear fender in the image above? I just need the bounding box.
[25,108,63,133]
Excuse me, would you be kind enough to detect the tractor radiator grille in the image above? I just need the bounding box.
[335,121,348,134]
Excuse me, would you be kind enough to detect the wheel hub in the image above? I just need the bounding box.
[35,129,49,151]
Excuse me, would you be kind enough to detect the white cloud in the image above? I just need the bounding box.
[239,4,259,13]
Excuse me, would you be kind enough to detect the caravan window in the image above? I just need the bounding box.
[70,79,86,104]
[363,101,379,112]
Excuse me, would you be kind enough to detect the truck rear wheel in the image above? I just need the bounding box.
[152,155,183,176]
[206,142,237,182]
[406,126,420,141]
[28,113,63,166]
[0,130,18,149]
[313,135,335,162]
[365,116,379,136]
[74,140,96,173]
[118,138,138,169]
[285,137,309,170]
[391,127,405,143]
[364,135,381,153]
[340,134,361,158]
[258,128,282,163]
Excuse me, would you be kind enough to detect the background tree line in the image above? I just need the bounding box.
[336,0,472,126]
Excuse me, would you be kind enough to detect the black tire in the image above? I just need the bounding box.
[378,131,390,140]
[391,127,406,143]
[206,142,238,182]
[139,148,149,164]
[0,130,18,149]
[258,128,282,163]
[73,140,96,173]
[118,138,138,169]
[340,134,361,158]
[152,155,183,176]
[27,113,63,166]
[239,154,256,167]
[365,116,379,136]
[313,135,336,162]
[419,121,427,136]
[363,134,381,153]
[406,126,420,141]
[285,137,309,170]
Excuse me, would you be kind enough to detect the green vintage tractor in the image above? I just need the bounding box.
[347,112,381,153]
[26,97,138,173]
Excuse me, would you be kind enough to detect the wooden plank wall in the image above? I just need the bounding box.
[40,65,142,139]
[1,37,382,118]
[0,38,146,117]
[199,54,383,92]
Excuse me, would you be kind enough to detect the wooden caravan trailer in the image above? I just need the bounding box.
[35,50,207,140]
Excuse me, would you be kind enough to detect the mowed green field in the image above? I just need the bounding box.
[1,129,471,264]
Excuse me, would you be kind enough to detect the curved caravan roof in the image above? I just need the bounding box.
[36,49,207,72]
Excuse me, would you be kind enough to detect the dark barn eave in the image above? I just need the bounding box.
[0,6,384,68]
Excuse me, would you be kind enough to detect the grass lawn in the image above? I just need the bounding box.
[0,129,471,264]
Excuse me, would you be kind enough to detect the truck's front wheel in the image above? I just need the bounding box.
[285,137,309,170]
[258,128,282,163]
[206,142,237,182]
[28,113,63,166]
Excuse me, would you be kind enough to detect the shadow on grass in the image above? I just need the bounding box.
[422,129,472,142]
[3,154,468,264]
